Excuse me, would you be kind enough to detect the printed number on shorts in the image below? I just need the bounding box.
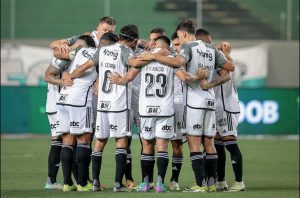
[145,73,167,97]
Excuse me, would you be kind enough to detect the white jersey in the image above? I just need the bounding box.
[46,58,70,113]
[67,30,99,47]
[91,43,133,112]
[174,75,183,104]
[90,30,100,47]
[57,47,97,107]
[139,48,175,117]
[179,40,227,110]
[215,71,240,113]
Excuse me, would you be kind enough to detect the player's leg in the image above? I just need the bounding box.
[92,111,109,191]
[45,113,63,190]
[155,116,174,192]
[109,110,132,192]
[136,117,155,192]
[222,112,245,192]
[203,110,218,192]
[183,107,206,192]
[214,132,228,191]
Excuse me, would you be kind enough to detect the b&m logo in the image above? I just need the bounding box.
[146,106,161,115]
[99,101,111,110]
[239,100,279,124]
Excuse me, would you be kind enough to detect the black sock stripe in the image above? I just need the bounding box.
[224,140,237,146]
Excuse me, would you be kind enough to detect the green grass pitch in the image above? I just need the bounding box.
[1,137,299,198]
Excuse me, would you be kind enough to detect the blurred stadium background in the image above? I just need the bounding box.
[1,0,299,136]
[1,1,299,197]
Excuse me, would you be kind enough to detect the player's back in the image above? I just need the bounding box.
[97,43,133,112]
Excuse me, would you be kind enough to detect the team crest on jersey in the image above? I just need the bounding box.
[145,106,161,115]
[99,101,111,110]
[58,94,68,102]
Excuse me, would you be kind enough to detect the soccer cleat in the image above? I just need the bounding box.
[77,184,92,192]
[44,178,63,190]
[113,184,128,192]
[149,182,155,190]
[226,181,245,192]
[126,179,136,190]
[156,182,169,192]
[169,180,180,190]
[216,180,228,191]
[183,184,206,192]
[207,185,216,192]
[62,184,77,192]
[135,182,150,192]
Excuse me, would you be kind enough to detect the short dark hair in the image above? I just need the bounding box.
[176,19,195,34]
[171,32,178,40]
[196,28,210,36]
[119,24,139,41]
[155,35,171,47]
[100,32,119,44]
[150,27,166,35]
[78,35,96,48]
[99,16,116,26]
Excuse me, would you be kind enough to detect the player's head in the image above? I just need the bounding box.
[100,32,119,46]
[171,32,181,53]
[96,16,117,38]
[154,35,170,50]
[72,35,96,49]
[119,24,139,50]
[195,28,212,44]
[149,27,166,49]
[176,19,195,44]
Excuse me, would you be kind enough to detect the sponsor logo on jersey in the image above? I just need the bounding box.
[144,126,153,132]
[81,49,93,59]
[70,121,79,127]
[50,121,60,129]
[196,48,213,61]
[212,124,216,129]
[161,125,172,131]
[146,106,161,115]
[110,124,118,131]
[193,124,202,130]
[58,94,68,102]
[99,101,111,110]
[103,49,119,60]
[96,126,100,131]
[177,122,184,130]
[205,99,215,107]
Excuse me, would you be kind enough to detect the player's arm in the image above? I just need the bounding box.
[138,52,186,68]
[108,68,140,85]
[215,42,235,71]
[128,56,151,68]
[44,65,73,87]
[50,34,81,53]
[69,59,95,79]
[200,69,231,90]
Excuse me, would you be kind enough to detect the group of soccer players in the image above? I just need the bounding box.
[43,16,245,193]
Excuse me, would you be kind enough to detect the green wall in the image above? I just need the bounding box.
[1,86,299,135]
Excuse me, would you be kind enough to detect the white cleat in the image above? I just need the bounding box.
[169,180,180,191]
[216,180,228,191]
[44,178,63,190]
[226,181,245,192]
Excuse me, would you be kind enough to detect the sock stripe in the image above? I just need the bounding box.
[62,144,74,150]
[172,157,183,163]
[224,140,237,146]
[92,151,103,156]
[127,153,132,158]
[77,143,91,149]
[214,140,224,145]
[190,154,203,161]
[140,155,155,161]
[206,154,218,159]
[115,148,127,154]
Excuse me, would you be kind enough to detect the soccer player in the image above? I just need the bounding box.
[138,20,234,192]
[196,29,245,192]
[43,36,94,190]
[54,35,97,192]
[62,25,139,192]
[108,35,207,192]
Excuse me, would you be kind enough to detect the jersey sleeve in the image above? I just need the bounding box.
[178,43,192,62]
[214,47,228,68]
[66,35,80,45]
[90,47,101,67]
[121,46,133,67]
[68,47,82,61]
[51,57,70,73]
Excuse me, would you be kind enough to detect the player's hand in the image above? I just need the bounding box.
[200,79,209,90]
[155,48,169,56]
[137,39,151,51]
[62,72,73,86]
[222,42,232,54]
[137,52,155,61]
[108,72,122,84]
[197,68,208,80]
[57,43,70,54]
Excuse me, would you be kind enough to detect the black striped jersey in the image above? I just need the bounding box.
[179,40,227,110]
[91,43,133,112]
[57,47,97,107]
[46,58,70,113]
